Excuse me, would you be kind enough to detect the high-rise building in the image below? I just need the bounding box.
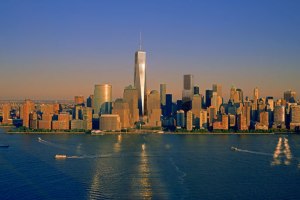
[147,90,161,127]
[205,90,213,108]
[2,103,11,124]
[123,85,139,126]
[165,94,173,117]
[176,110,185,128]
[253,87,259,102]
[193,85,200,95]
[87,95,94,108]
[212,84,222,98]
[93,84,112,115]
[134,49,147,116]
[237,114,248,130]
[82,107,93,130]
[112,99,131,128]
[160,84,166,106]
[182,74,193,102]
[192,95,202,114]
[22,99,34,128]
[186,110,193,131]
[284,90,297,102]
[290,105,300,130]
[273,105,285,129]
[74,96,84,105]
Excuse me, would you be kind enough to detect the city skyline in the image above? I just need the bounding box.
[1,1,300,100]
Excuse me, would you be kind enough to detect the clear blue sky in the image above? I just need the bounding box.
[0,0,299,100]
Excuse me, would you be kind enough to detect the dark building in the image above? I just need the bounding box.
[194,86,200,95]
[206,90,213,108]
[166,94,173,117]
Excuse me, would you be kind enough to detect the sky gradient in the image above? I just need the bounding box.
[0,0,299,101]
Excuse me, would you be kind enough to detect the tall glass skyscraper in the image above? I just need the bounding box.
[134,50,147,116]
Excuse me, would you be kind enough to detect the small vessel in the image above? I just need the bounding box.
[157,131,164,134]
[55,154,67,159]
[38,137,42,141]
[0,145,9,148]
[231,147,238,151]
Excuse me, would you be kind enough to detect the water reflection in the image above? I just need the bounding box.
[138,144,152,199]
[271,137,293,166]
[113,134,122,153]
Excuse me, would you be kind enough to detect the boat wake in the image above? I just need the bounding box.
[38,137,67,150]
[232,148,273,156]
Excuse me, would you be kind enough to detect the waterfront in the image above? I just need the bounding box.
[1,129,300,200]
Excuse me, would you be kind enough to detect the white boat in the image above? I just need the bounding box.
[231,147,238,151]
[55,154,67,159]
[38,137,42,141]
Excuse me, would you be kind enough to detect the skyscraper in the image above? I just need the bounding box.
[253,87,259,102]
[134,48,147,116]
[160,83,166,106]
[284,90,297,102]
[93,84,112,115]
[147,90,161,127]
[123,85,139,126]
[182,74,193,102]
[212,84,222,98]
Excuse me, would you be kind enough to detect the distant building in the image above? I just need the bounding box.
[213,114,228,130]
[87,95,94,108]
[147,90,161,127]
[212,84,222,98]
[176,110,185,128]
[160,84,166,106]
[165,94,173,117]
[70,120,84,130]
[2,103,11,124]
[192,94,202,128]
[273,105,286,129]
[205,90,213,108]
[182,74,193,102]
[186,110,193,131]
[290,105,300,130]
[123,85,139,126]
[193,85,200,95]
[284,90,296,103]
[22,99,34,128]
[134,49,147,116]
[237,114,248,130]
[93,84,112,115]
[99,114,121,131]
[74,96,84,105]
[112,99,131,128]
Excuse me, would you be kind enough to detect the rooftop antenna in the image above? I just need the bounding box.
[139,31,142,51]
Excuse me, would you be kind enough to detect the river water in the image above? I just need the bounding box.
[1,129,300,199]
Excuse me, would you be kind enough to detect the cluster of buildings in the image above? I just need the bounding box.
[0,45,300,133]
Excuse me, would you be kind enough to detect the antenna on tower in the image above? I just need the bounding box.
[139,31,142,51]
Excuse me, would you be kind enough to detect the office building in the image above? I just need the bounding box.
[112,99,131,128]
[134,48,147,116]
[182,74,193,102]
[284,90,297,102]
[123,85,139,126]
[2,103,11,124]
[212,84,222,97]
[290,105,300,130]
[160,84,166,106]
[186,110,193,131]
[165,94,173,117]
[205,90,213,108]
[176,110,185,128]
[147,90,162,127]
[194,85,200,95]
[93,84,112,115]
[22,99,34,128]
[87,95,94,108]
[99,114,121,131]
[273,105,286,129]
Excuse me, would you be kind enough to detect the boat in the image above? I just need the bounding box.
[55,154,67,159]
[157,131,164,134]
[0,145,9,148]
[231,147,238,151]
[38,137,42,141]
